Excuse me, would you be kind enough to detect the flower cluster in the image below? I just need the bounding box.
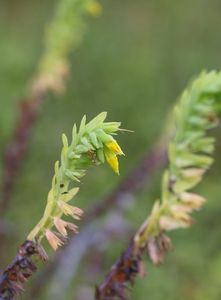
[27,112,124,250]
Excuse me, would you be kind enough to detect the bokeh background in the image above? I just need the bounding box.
[1,0,221,299]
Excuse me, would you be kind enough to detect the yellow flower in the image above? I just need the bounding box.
[106,140,124,155]
[103,140,124,174]
[104,150,119,175]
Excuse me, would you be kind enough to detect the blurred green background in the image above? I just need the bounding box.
[1,0,221,299]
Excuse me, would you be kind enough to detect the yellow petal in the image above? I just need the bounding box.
[106,140,124,155]
[104,150,119,175]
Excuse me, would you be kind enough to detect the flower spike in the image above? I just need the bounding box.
[27,113,125,251]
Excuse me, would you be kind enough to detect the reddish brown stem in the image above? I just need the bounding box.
[0,91,45,217]
[95,240,144,300]
[95,233,171,300]
[0,240,47,300]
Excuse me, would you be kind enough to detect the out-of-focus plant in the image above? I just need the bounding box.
[0,112,124,299]
[1,0,102,216]
[32,0,102,94]
[96,71,221,300]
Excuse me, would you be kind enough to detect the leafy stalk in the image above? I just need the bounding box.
[136,71,221,247]
[28,112,124,249]
[96,71,221,299]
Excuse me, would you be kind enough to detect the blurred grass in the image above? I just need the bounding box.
[1,0,221,299]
